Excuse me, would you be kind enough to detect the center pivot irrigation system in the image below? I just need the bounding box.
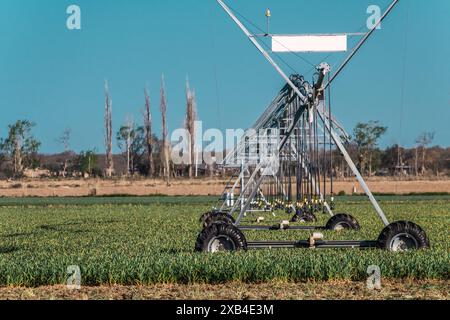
[195,0,430,252]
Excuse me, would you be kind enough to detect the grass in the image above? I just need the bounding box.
[0,194,449,206]
[0,196,448,287]
[0,195,216,206]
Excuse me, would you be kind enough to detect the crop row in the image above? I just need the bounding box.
[0,198,448,286]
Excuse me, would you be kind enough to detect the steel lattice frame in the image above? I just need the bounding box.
[195,0,430,253]
[211,0,404,229]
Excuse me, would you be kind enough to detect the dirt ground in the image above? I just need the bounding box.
[0,280,447,300]
[0,178,449,197]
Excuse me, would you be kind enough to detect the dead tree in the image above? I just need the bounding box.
[58,128,71,177]
[160,75,170,183]
[143,87,154,177]
[117,117,135,176]
[104,81,114,177]
[185,79,197,179]
[125,117,133,176]
[415,131,435,175]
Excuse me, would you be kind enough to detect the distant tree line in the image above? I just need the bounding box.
[331,123,449,178]
[0,83,448,180]
[0,76,201,180]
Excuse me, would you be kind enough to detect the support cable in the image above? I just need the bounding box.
[223,2,316,68]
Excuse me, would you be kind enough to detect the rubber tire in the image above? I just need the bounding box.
[326,214,360,230]
[378,221,430,251]
[202,212,235,228]
[291,212,317,223]
[200,211,236,228]
[199,211,212,223]
[195,222,247,252]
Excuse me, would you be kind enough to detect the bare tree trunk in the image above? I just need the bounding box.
[171,161,176,179]
[421,146,426,175]
[209,163,214,178]
[415,147,418,176]
[416,132,434,176]
[58,128,71,178]
[13,138,22,176]
[185,79,197,179]
[62,160,68,178]
[144,88,154,177]
[160,75,170,184]
[126,125,131,176]
[104,81,114,177]
[359,154,365,177]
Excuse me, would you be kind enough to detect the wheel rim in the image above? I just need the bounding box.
[389,233,419,252]
[334,222,351,231]
[207,235,236,252]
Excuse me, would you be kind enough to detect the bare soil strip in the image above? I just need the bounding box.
[1,280,448,300]
[0,179,449,197]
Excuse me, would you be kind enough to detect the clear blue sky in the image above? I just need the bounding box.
[0,0,449,154]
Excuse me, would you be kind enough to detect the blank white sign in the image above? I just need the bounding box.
[272,35,347,53]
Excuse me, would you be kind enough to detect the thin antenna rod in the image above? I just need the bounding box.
[265,8,271,35]
[324,0,400,89]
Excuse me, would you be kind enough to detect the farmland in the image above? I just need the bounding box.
[0,195,448,299]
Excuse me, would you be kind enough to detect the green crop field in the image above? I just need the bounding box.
[0,196,448,287]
